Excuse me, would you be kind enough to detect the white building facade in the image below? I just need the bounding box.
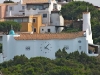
[6,2,26,17]
[0,31,98,63]
[0,6,99,63]
[25,0,61,25]
[40,26,56,33]
[5,0,64,32]
[0,30,99,63]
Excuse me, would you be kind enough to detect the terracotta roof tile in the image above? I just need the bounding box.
[14,32,84,40]
[23,0,49,4]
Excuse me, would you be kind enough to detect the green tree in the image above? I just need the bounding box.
[55,48,68,58]
[3,0,14,3]
[1,50,100,75]
[13,55,28,65]
[0,21,21,34]
[61,1,100,44]
[61,1,99,20]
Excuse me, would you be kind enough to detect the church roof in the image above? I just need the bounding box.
[14,31,84,40]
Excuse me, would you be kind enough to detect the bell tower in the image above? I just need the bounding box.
[82,11,93,44]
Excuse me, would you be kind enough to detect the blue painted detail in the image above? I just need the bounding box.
[9,29,15,35]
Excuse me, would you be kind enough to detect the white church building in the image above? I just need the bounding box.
[0,12,99,63]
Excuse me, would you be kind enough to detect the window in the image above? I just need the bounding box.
[33,19,36,23]
[43,4,49,9]
[42,29,44,31]
[48,29,50,32]
[9,7,13,10]
[78,40,81,43]
[6,7,8,11]
[79,46,81,50]
[0,43,2,53]
[53,4,57,9]
[33,6,36,10]
[43,14,47,18]
[64,45,69,50]
[34,28,36,32]
[23,13,25,15]
[23,18,28,22]
[38,5,43,10]
[25,46,30,50]
[22,6,25,10]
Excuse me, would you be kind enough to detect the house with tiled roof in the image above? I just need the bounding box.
[0,11,99,63]
[5,2,26,17]
[4,0,64,33]
[0,3,19,22]
[24,0,61,25]
[5,0,61,17]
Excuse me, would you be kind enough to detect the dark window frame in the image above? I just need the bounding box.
[33,19,36,23]
[9,7,13,10]
[22,6,25,10]
[34,28,36,32]
[48,29,50,32]
[43,14,47,18]
[42,29,44,31]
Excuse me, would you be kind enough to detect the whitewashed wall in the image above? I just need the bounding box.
[51,13,60,25]
[7,37,88,59]
[50,13,64,32]
[6,2,26,17]
[40,26,56,33]
[0,53,3,63]
[0,35,98,63]
[38,12,50,25]
[25,0,60,25]
[57,4,61,10]
[2,35,20,61]
[82,12,93,44]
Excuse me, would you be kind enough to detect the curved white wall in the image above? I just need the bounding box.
[51,13,64,32]
[82,12,93,44]
[83,12,91,31]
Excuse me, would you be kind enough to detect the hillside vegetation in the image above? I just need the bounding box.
[61,1,100,44]
[0,49,100,75]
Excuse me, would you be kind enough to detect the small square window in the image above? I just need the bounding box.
[79,46,81,50]
[9,7,13,10]
[22,6,25,10]
[78,40,81,43]
[48,29,50,32]
[23,13,25,15]
[34,28,36,32]
[42,29,44,31]
[26,46,30,50]
[43,14,47,18]
[33,19,36,23]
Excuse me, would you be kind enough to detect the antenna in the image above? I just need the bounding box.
[87,6,88,12]
[11,25,13,30]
